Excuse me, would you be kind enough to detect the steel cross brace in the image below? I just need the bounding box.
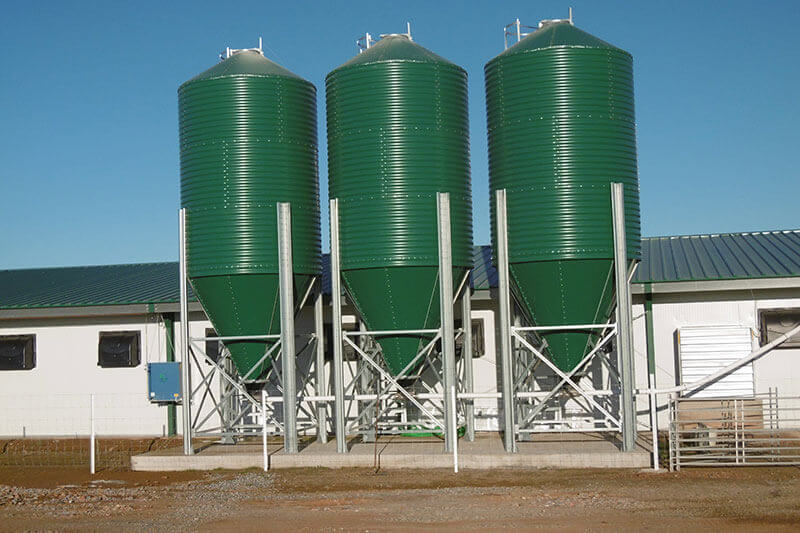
[345,332,445,433]
[511,330,621,428]
[343,336,444,431]
[188,340,284,432]
[517,328,619,428]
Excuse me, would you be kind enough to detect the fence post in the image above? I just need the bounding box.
[90,394,96,475]
[262,390,269,472]
[451,385,458,473]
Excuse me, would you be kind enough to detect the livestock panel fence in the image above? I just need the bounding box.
[668,389,800,469]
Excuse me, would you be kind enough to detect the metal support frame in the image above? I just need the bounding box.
[327,193,469,452]
[330,198,348,453]
[496,190,516,452]
[437,192,457,453]
[494,187,640,451]
[314,285,327,444]
[611,182,637,451]
[462,283,475,442]
[179,208,193,455]
[177,204,324,454]
[278,203,298,453]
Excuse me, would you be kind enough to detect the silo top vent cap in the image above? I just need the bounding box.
[220,37,264,61]
[504,8,574,50]
[357,22,412,53]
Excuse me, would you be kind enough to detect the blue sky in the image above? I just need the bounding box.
[1,1,798,269]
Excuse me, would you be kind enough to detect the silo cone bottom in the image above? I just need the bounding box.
[510,259,616,372]
[343,266,468,376]
[190,273,314,380]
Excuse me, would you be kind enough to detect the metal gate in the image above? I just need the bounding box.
[669,389,800,469]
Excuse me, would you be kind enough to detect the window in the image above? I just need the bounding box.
[471,319,485,357]
[98,331,140,368]
[205,328,220,363]
[760,309,800,349]
[455,319,486,358]
[0,335,36,370]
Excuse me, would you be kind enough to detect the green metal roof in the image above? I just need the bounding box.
[0,262,190,310]
[635,230,800,284]
[2,231,799,310]
[494,21,624,60]
[181,50,304,86]
[330,35,460,72]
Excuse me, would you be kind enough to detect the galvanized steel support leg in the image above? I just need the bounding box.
[314,285,327,444]
[496,190,517,452]
[359,320,376,443]
[611,183,637,452]
[462,284,475,442]
[179,208,193,455]
[437,192,457,453]
[329,199,348,453]
[219,354,235,444]
[278,203,298,454]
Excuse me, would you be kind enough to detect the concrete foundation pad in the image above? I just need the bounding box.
[132,433,651,471]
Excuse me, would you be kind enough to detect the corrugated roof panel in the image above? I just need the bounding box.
[635,230,800,283]
[0,263,191,309]
[1,230,799,310]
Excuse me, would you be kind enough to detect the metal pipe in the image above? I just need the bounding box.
[314,286,327,443]
[179,208,193,455]
[277,203,298,454]
[612,183,637,452]
[644,285,659,469]
[462,283,475,442]
[640,321,800,396]
[89,393,95,474]
[451,385,459,473]
[495,190,516,452]
[192,334,282,341]
[329,199,347,453]
[437,192,457,453]
[260,390,616,403]
[515,324,615,332]
[345,329,440,336]
[261,390,268,471]
[162,313,177,437]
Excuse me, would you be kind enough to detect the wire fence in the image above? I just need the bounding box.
[0,393,181,470]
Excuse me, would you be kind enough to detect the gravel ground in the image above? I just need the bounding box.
[2,466,800,531]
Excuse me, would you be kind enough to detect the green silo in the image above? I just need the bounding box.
[485,21,641,371]
[179,49,321,381]
[326,34,472,376]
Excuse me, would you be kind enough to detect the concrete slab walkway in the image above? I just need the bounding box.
[131,433,651,471]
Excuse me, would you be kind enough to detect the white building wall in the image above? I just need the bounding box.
[2,290,798,438]
[0,315,167,436]
[641,293,800,429]
[753,297,800,398]
[0,313,225,437]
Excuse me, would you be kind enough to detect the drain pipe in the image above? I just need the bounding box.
[644,285,658,469]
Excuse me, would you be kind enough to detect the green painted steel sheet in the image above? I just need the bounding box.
[485,22,641,371]
[179,50,321,379]
[343,266,468,376]
[326,35,472,374]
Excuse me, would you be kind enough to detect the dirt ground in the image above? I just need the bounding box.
[2,466,800,531]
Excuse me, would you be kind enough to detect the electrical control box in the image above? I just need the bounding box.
[147,362,182,403]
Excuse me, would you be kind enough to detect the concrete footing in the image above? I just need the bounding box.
[132,433,651,471]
